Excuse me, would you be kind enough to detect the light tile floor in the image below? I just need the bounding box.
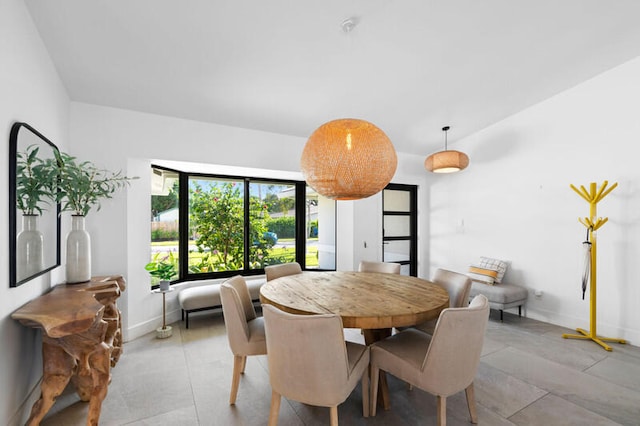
[42,310,640,425]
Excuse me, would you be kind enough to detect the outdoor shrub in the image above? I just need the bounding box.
[266,216,295,238]
[151,221,179,241]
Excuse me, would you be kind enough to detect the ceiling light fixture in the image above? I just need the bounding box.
[300,118,397,200]
[424,126,469,173]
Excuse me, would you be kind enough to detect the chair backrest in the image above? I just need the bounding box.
[221,276,257,353]
[262,304,351,407]
[358,261,401,274]
[265,262,302,281]
[420,294,489,396]
[432,268,472,308]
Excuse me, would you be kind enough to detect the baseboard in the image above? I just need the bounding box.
[125,307,182,341]
[525,307,639,347]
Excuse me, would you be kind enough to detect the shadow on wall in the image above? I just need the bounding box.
[613,180,640,330]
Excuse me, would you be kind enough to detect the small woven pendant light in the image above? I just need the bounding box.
[424,126,469,173]
[301,118,397,200]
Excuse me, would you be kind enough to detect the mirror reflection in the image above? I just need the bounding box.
[10,122,61,287]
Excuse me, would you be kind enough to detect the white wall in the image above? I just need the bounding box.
[429,55,640,344]
[0,0,70,424]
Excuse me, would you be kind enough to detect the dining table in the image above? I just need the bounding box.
[259,270,450,410]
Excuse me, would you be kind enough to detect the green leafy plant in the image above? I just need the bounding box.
[15,145,57,215]
[145,252,178,281]
[189,181,274,271]
[54,151,137,216]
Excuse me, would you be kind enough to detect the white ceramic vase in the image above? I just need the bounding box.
[66,215,91,283]
[16,214,44,282]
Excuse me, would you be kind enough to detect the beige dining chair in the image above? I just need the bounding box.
[265,262,302,281]
[220,275,267,405]
[414,268,472,335]
[370,294,490,425]
[358,260,401,274]
[262,304,370,426]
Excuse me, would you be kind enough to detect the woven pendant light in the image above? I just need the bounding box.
[301,118,397,200]
[424,126,469,173]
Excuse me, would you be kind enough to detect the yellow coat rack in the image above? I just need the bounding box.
[562,181,626,351]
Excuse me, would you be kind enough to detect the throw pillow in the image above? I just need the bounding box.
[467,266,498,285]
[478,256,508,283]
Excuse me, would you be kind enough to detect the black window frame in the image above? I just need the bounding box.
[151,165,336,286]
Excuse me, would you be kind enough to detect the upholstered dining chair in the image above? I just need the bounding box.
[220,275,267,405]
[370,295,490,425]
[414,268,472,335]
[262,304,370,426]
[265,262,302,281]
[358,260,401,274]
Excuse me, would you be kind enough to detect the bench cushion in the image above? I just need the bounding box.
[178,279,264,312]
[469,282,528,312]
[469,283,527,304]
[178,285,222,311]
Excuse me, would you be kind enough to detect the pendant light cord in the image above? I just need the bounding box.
[442,126,450,151]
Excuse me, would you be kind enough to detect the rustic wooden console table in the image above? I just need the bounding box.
[12,275,125,426]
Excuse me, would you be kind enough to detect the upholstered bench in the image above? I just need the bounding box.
[178,279,264,328]
[468,282,528,321]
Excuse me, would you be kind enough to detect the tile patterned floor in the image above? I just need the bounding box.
[41,310,640,425]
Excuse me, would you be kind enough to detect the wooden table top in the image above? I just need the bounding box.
[11,275,125,338]
[260,271,449,329]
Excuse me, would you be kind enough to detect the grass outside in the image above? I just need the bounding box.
[150,239,318,270]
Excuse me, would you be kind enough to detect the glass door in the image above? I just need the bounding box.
[382,184,417,276]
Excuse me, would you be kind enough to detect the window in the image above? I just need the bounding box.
[149,166,336,287]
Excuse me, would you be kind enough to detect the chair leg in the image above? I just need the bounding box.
[380,371,391,410]
[329,406,338,426]
[240,355,248,374]
[268,390,281,426]
[518,305,522,317]
[465,382,478,424]
[370,365,380,417]
[229,355,245,404]
[361,368,369,418]
[436,395,447,426]
[500,309,504,322]
[186,311,190,329]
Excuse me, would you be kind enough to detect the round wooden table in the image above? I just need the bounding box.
[260,271,449,410]
[259,271,450,332]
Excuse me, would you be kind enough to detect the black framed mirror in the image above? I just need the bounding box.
[9,122,61,287]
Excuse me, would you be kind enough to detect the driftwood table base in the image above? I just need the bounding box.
[12,276,125,426]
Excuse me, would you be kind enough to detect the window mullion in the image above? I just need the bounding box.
[243,178,251,273]
[178,173,189,281]
[295,183,306,268]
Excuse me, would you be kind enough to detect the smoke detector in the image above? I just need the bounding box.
[341,17,358,33]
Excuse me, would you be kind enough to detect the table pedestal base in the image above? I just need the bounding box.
[363,328,392,411]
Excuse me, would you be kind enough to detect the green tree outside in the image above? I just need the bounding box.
[189,180,275,272]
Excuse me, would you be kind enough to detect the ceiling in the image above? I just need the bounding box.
[24,0,640,156]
